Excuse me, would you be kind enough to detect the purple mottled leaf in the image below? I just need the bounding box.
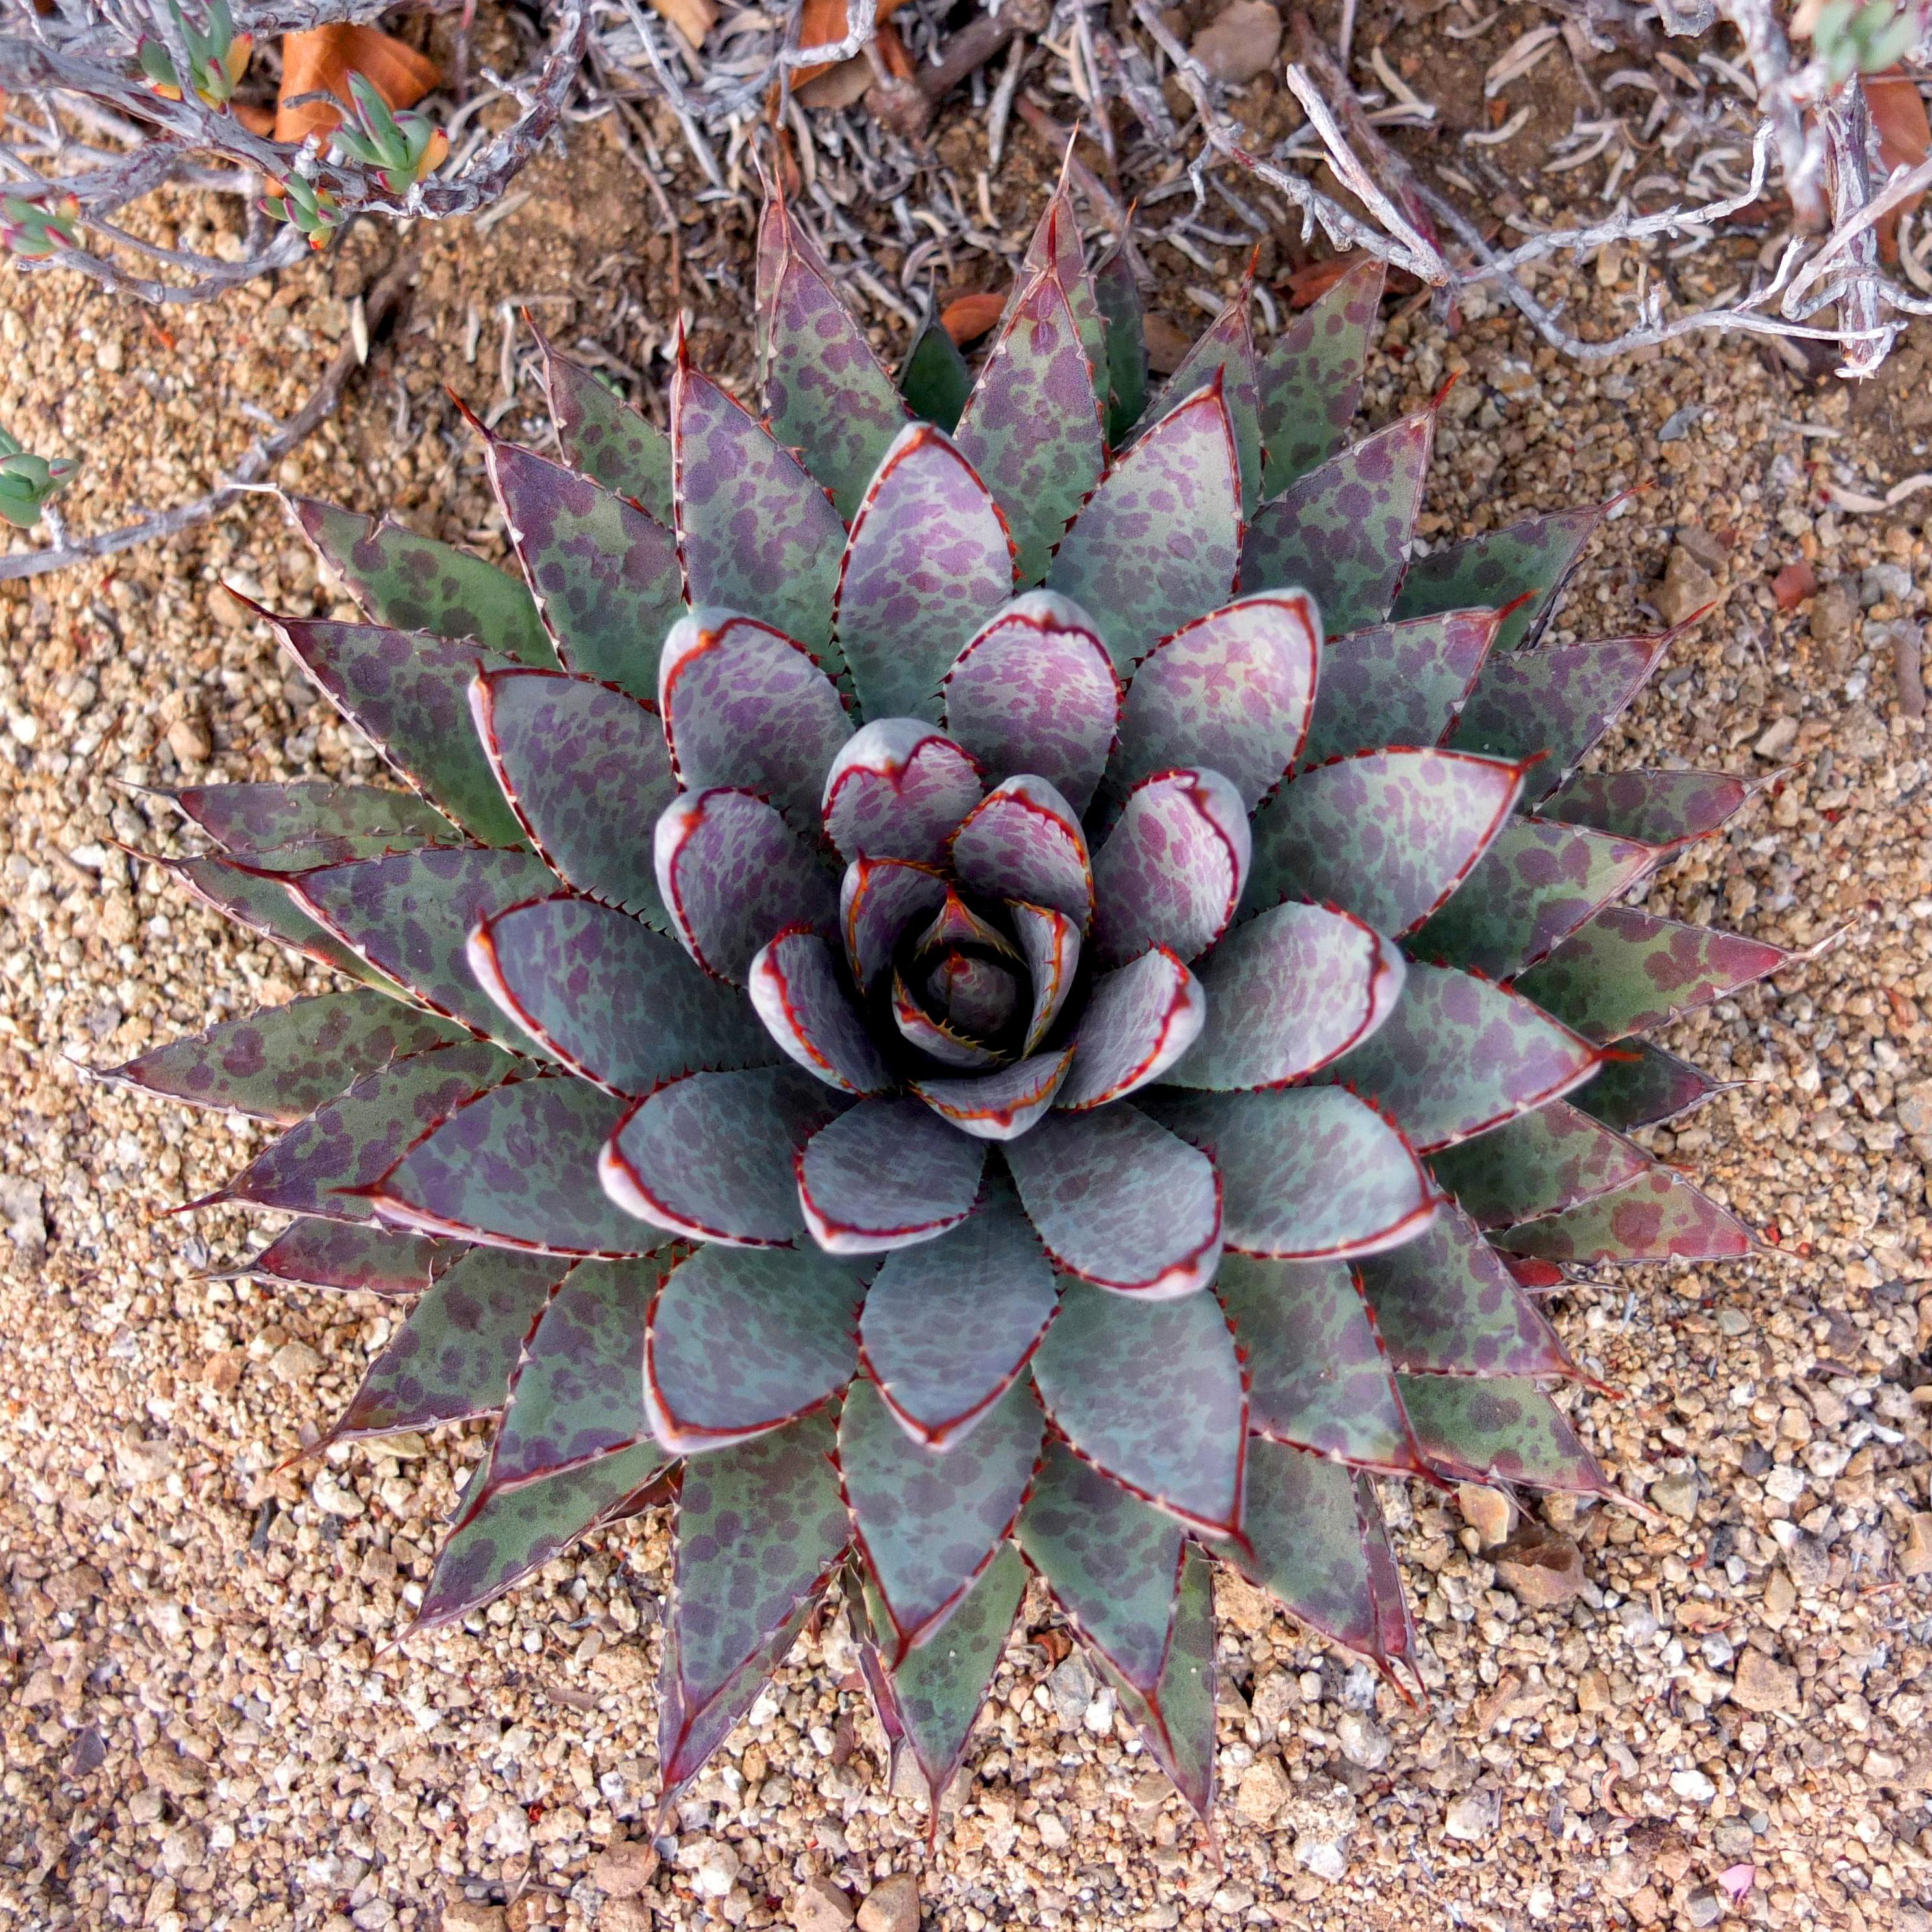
[1111,591,1319,809]
[949,774,1094,929]
[822,722,983,865]
[167,780,459,865]
[1239,410,1433,635]
[538,336,673,521]
[1217,1255,1420,1471]
[1094,245,1148,443]
[911,1047,1075,1141]
[291,847,559,1048]
[162,854,402,990]
[1170,900,1404,1091]
[660,610,852,824]
[953,264,1107,587]
[1257,257,1384,494]
[271,615,530,849]
[1058,948,1204,1109]
[289,497,554,666]
[1498,1167,1754,1264]
[798,1098,987,1254]
[1393,504,1609,651]
[327,1245,567,1442]
[671,354,845,659]
[1006,1105,1222,1298]
[1450,634,1669,804]
[471,892,775,1095]
[1539,765,1757,846]
[102,988,465,1123]
[840,1374,1042,1660]
[1429,1100,1651,1228]
[1143,1087,1435,1261]
[1033,1280,1244,1535]
[1398,1373,1610,1494]
[1049,380,1242,671]
[1242,747,1526,939]
[1298,608,1500,767]
[1015,1440,1182,1696]
[1099,1541,1216,1820]
[840,857,950,989]
[1359,1204,1572,1377]
[647,1243,863,1451]
[1575,1040,1728,1131]
[655,788,837,984]
[1011,902,1081,1052]
[602,1065,848,1246]
[1413,817,1672,978]
[1015,184,1109,404]
[1089,769,1250,968]
[758,193,910,522]
[1141,291,1261,514]
[473,667,675,925]
[1319,961,1601,1152]
[898,314,974,435]
[232,1217,458,1296]
[216,1041,518,1221]
[860,1186,1060,1448]
[368,1074,666,1257]
[1514,906,1794,1045]
[749,927,892,1095]
[941,591,1119,813]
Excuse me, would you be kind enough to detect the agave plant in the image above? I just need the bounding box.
[105,174,1798,1823]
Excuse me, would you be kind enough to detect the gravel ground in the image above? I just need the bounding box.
[3,62,1932,1932]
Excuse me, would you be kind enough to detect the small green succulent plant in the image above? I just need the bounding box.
[105,175,1796,1822]
[0,424,77,528]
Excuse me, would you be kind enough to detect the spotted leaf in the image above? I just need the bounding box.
[1141,292,1261,514]
[1392,504,1607,651]
[538,336,673,521]
[1089,769,1249,967]
[1428,1100,1651,1228]
[1057,948,1204,1109]
[1539,766,1757,846]
[1257,257,1383,493]
[232,1218,457,1296]
[1398,1374,1609,1494]
[950,774,1093,929]
[749,928,892,1095]
[911,1048,1075,1142]
[163,855,402,991]
[1574,1041,1728,1131]
[1298,608,1499,767]
[822,723,984,866]
[1497,1168,1753,1264]
[798,1098,987,1255]
[167,780,458,865]
[1100,1542,1217,1820]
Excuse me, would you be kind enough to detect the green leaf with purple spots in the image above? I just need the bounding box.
[1429,1101,1651,1228]
[168,781,459,866]
[102,988,465,1123]
[473,667,675,926]
[1093,245,1148,445]
[271,617,530,849]
[1031,1279,1243,1535]
[1097,1541,1216,1820]
[1048,380,1242,672]
[217,1041,518,1220]
[1358,1204,1572,1377]
[484,436,684,702]
[839,1375,1042,1659]
[1257,258,1384,495]
[1397,1374,1609,1493]
[1015,1439,1182,1695]
[1058,949,1204,1109]
[899,315,974,435]
[1413,818,1670,978]
[1297,608,1499,767]
[1392,504,1607,651]
[326,1245,567,1442]
[1575,1041,1728,1131]
[1017,187,1108,404]
[1539,766,1756,846]
[950,774,1094,930]
[646,1243,863,1452]
[1497,1168,1753,1264]
[1239,410,1433,635]
[1241,747,1524,937]
[823,726,984,867]
[288,497,554,666]
[799,1098,988,1255]
[232,1217,458,1296]
[538,337,673,521]
[1089,769,1248,967]
[671,356,845,659]
[954,265,1106,588]
[163,854,404,990]
[1143,293,1261,514]
[1514,906,1794,1045]
[1217,1254,1420,1471]
[750,929,892,1096]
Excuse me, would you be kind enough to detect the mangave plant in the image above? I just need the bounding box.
[106,175,1796,1822]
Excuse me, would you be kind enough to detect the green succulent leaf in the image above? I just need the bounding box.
[1017,184,1109,404]
[1298,608,1498,767]
[167,780,459,865]
[1057,950,1203,1111]
[798,1098,988,1254]
[898,316,974,436]
[749,929,893,1096]
[1391,504,1607,651]
[1398,1373,1609,1493]
[233,1218,458,1296]
[1257,258,1384,495]
[1145,290,1262,513]
[1539,766,1756,847]
[538,337,674,521]
[824,726,985,867]
[1092,246,1148,445]
[1089,769,1248,967]
[1496,1168,1754,1264]
[951,775,1095,932]
[1095,1541,1217,1820]
[1428,1100,1651,1228]
[1574,1041,1727,1131]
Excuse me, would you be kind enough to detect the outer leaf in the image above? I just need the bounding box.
[860,1189,1061,1448]
[168,780,457,863]
[1429,1100,1650,1228]
[1143,1087,1435,1260]
[327,1246,567,1441]
[1318,961,1601,1152]
[1111,591,1320,809]
[471,893,775,1095]
[1515,906,1793,1044]
[472,667,675,924]
[1006,1105,1222,1298]
[1089,769,1250,968]
[1392,504,1607,651]
[1575,1041,1728,1131]
[1497,1169,1753,1263]
[602,1066,849,1246]
[839,1375,1042,1659]
[949,774,1093,929]
[910,1048,1075,1142]
[1398,1373,1610,1493]
[1032,1279,1244,1535]
[647,1244,863,1450]
[1217,1255,1420,1470]
[671,354,845,658]
[953,264,1106,587]
[822,722,984,865]
[1093,245,1148,444]
[164,854,400,991]
[1239,410,1433,634]
[840,857,950,989]
[898,316,974,435]
[538,337,673,520]
[1298,608,1499,767]
[1057,948,1204,1109]
[1242,747,1524,937]
[1015,187,1109,403]
[1540,766,1756,846]
[797,1098,988,1254]
[289,497,554,666]
[1097,1542,1217,1820]
[1257,257,1384,493]
[1141,293,1261,514]
[1048,379,1242,671]
[101,988,465,1123]
[232,1217,456,1296]
[749,928,892,1095]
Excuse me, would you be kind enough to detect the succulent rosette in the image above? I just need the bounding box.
[106,177,1799,1820]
